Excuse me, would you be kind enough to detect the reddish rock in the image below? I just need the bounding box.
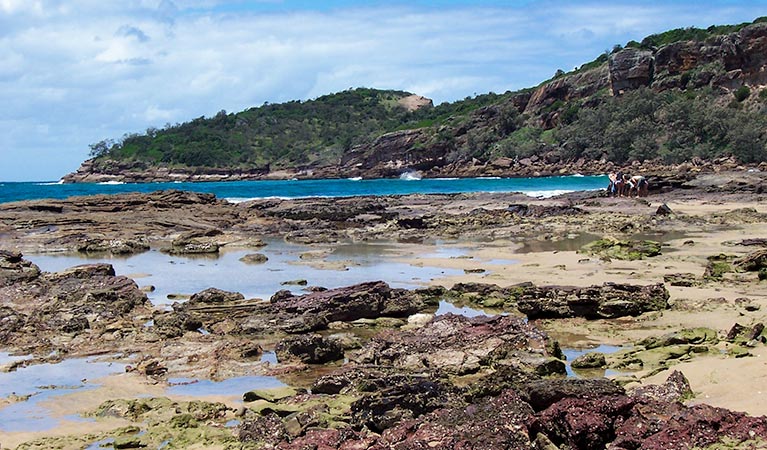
[353,313,563,376]
[378,389,534,449]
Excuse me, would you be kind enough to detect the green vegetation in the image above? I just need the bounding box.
[734,85,751,102]
[556,88,767,164]
[92,88,422,168]
[89,19,767,172]
[637,17,767,49]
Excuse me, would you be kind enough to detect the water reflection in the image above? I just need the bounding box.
[0,357,126,432]
[166,375,285,398]
[27,240,464,307]
[562,344,624,378]
[434,300,505,318]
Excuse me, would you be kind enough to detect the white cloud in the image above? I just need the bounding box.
[0,0,765,181]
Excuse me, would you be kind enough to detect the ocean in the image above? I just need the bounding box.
[0,174,608,204]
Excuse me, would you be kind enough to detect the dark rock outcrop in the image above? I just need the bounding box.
[514,282,669,319]
[445,281,670,319]
[275,334,344,364]
[167,281,432,337]
[373,389,535,448]
[188,287,245,304]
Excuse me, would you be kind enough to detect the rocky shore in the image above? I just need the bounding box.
[1,170,766,449]
[61,154,767,184]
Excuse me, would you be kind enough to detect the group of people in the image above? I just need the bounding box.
[607,171,649,197]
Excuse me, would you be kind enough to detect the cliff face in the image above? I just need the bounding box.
[635,22,767,91]
[63,22,767,183]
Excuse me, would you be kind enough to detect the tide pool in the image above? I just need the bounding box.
[26,240,465,307]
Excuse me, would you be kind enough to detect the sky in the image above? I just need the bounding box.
[0,0,765,181]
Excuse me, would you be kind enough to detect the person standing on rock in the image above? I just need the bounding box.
[607,173,618,196]
[615,171,625,197]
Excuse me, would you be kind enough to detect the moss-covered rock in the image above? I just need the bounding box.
[571,352,607,369]
[243,386,299,403]
[663,272,700,287]
[239,252,268,264]
[580,237,662,260]
[638,327,719,349]
[607,331,717,372]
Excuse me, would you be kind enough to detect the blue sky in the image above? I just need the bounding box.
[0,0,765,181]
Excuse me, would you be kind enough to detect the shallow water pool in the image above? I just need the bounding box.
[0,357,126,432]
[27,240,464,307]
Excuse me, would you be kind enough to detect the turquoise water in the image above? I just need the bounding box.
[0,175,608,204]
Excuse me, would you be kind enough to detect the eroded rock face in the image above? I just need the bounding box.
[525,65,610,121]
[0,249,41,287]
[609,48,654,94]
[447,281,670,320]
[607,23,767,93]
[167,281,432,337]
[354,313,564,376]
[0,252,150,352]
[340,129,448,177]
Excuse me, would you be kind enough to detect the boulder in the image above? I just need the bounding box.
[630,370,693,403]
[519,378,625,412]
[611,400,767,449]
[77,237,149,255]
[266,281,427,333]
[350,377,462,433]
[275,334,344,364]
[164,229,222,255]
[734,248,767,272]
[570,352,606,369]
[189,287,245,304]
[239,253,268,264]
[0,249,41,287]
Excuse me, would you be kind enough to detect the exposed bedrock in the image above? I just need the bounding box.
[164,281,433,337]
[447,281,670,319]
[0,250,150,352]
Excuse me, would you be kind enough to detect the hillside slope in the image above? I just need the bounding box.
[64,19,767,183]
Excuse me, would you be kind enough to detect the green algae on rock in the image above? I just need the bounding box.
[579,236,662,260]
